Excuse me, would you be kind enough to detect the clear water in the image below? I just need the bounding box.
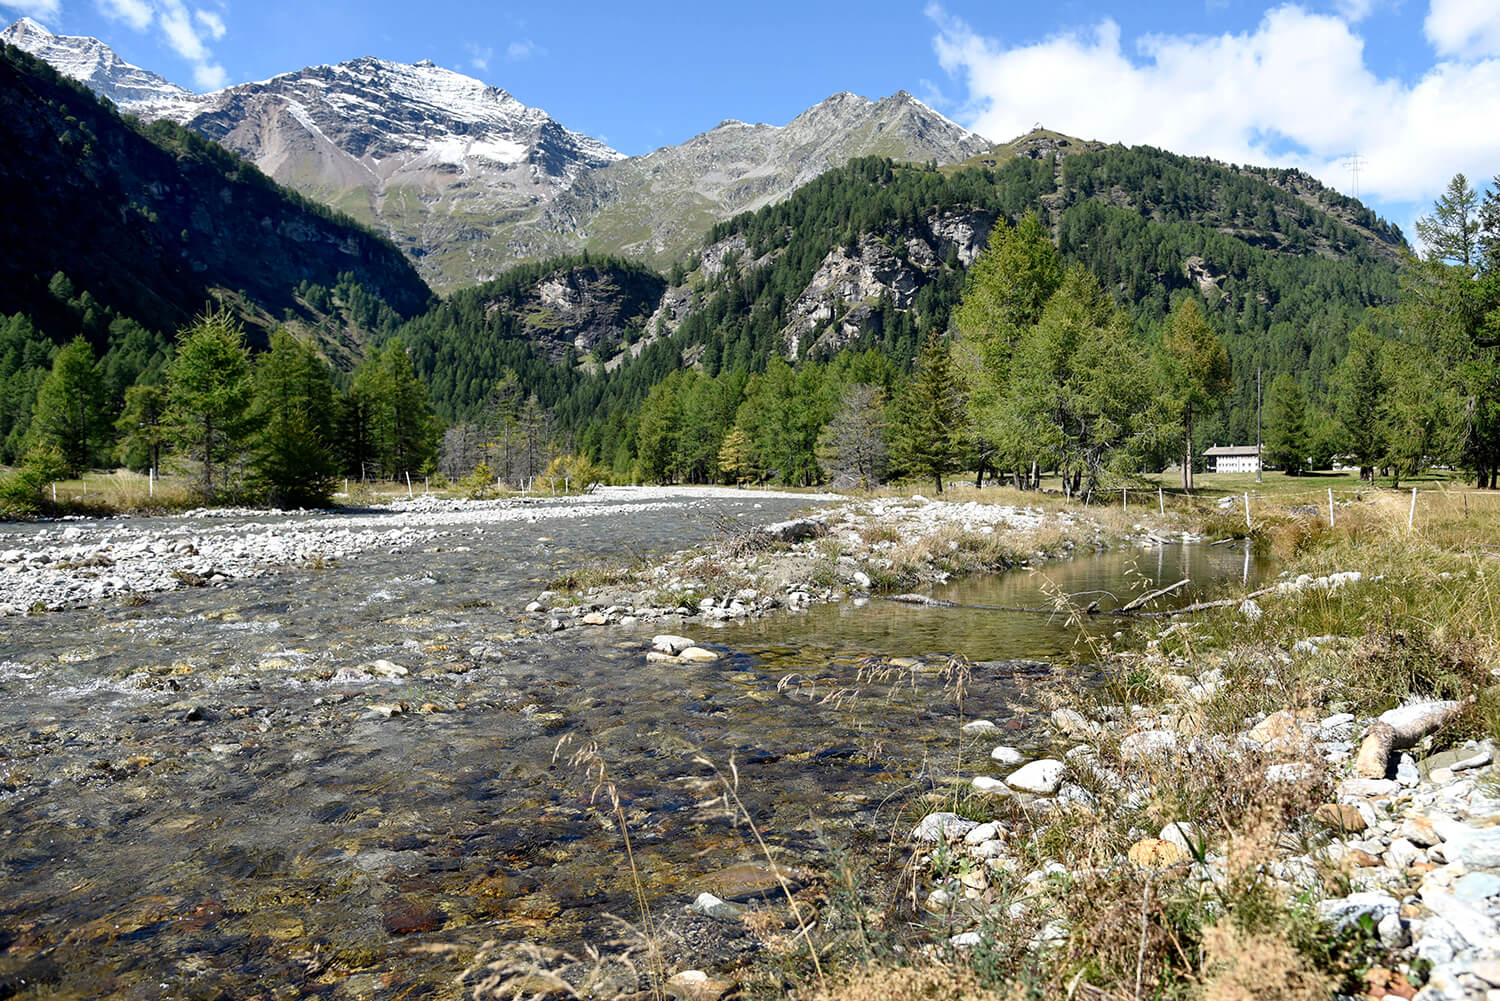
[0,499,1267,998]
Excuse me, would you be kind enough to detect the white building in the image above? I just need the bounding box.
[1204,444,1261,473]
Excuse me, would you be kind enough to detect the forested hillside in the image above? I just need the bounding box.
[379,143,1404,477]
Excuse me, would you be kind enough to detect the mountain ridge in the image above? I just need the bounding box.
[4,20,994,288]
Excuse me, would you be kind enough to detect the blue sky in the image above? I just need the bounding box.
[5,0,1500,241]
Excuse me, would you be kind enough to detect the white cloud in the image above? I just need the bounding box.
[1425,0,1500,58]
[465,42,492,72]
[193,8,223,40]
[1,0,61,21]
[929,3,1500,214]
[97,0,152,30]
[506,39,536,61]
[146,0,227,90]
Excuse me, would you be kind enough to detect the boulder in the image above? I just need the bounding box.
[1006,759,1065,795]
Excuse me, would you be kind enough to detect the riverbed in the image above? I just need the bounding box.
[0,488,1268,999]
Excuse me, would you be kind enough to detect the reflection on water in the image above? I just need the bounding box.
[0,498,1268,998]
[735,541,1273,662]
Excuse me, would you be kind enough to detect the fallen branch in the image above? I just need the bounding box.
[1118,578,1190,613]
[1130,584,1281,619]
[1354,700,1467,778]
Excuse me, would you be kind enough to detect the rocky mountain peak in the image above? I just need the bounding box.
[1,16,190,106]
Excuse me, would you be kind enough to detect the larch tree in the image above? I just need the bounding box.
[165,311,257,498]
[1263,372,1310,475]
[816,383,890,489]
[1160,298,1232,491]
[30,335,106,477]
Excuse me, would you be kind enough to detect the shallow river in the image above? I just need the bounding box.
[0,494,1269,1000]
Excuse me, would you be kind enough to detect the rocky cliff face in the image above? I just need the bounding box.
[497,264,666,364]
[780,209,994,359]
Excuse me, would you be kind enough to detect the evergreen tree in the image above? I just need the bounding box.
[115,382,167,475]
[165,311,257,498]
[1263,372,1310,475]
[1160,298,1232,491]
[251,330,339,508]
[891,331,964,494]
[29,336,106,476]
[1336,328,1388,481]
[350,341,440,480]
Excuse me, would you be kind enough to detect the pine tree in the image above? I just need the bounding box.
[165,311,257,498]
[892,331,964,494]
[115,382,167,475]
[251,330,339,508]
[30,336,106,477]
[1263,372,1310,475]
[1336,328,1388,482]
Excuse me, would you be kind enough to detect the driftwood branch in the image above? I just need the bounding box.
[1118,578,1190,613]
[1354,700,1467,778]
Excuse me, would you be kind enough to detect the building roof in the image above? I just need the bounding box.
[1203,445,1261,457]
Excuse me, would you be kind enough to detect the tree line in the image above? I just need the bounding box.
[2,310,439,512]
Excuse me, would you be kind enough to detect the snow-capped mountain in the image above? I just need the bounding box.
[4,19,992,288]
[1,17,189,106]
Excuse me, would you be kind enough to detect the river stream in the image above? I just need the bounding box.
[0,492,1270,1000]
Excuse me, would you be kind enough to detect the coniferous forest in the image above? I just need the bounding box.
[3,35,1498,509]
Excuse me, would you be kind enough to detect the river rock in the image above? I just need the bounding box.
[990,745,1024,764]
[665,970,735,1001]
[1160,822,1203,856]
[690,893,743,921]
[1050,708,1097,739]
[677,646,721,662]
[1319,892,1400,931]
[912,812,978,843]
[363,659,408,679]
[1454,872,1500,904]
[1312,803,1368,832]
[1006,759,1065,795]
[960,719,1001,735]
[1128,839,1189,869]
[970,776,1013,796]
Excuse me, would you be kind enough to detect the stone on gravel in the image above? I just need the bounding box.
[1006,759,1065,795]
[652,635,696,654]
[913,812,978,843]
[690,893,743,921]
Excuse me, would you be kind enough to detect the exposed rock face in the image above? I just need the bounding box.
[491,263,665,363]
[780,209,994,359]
